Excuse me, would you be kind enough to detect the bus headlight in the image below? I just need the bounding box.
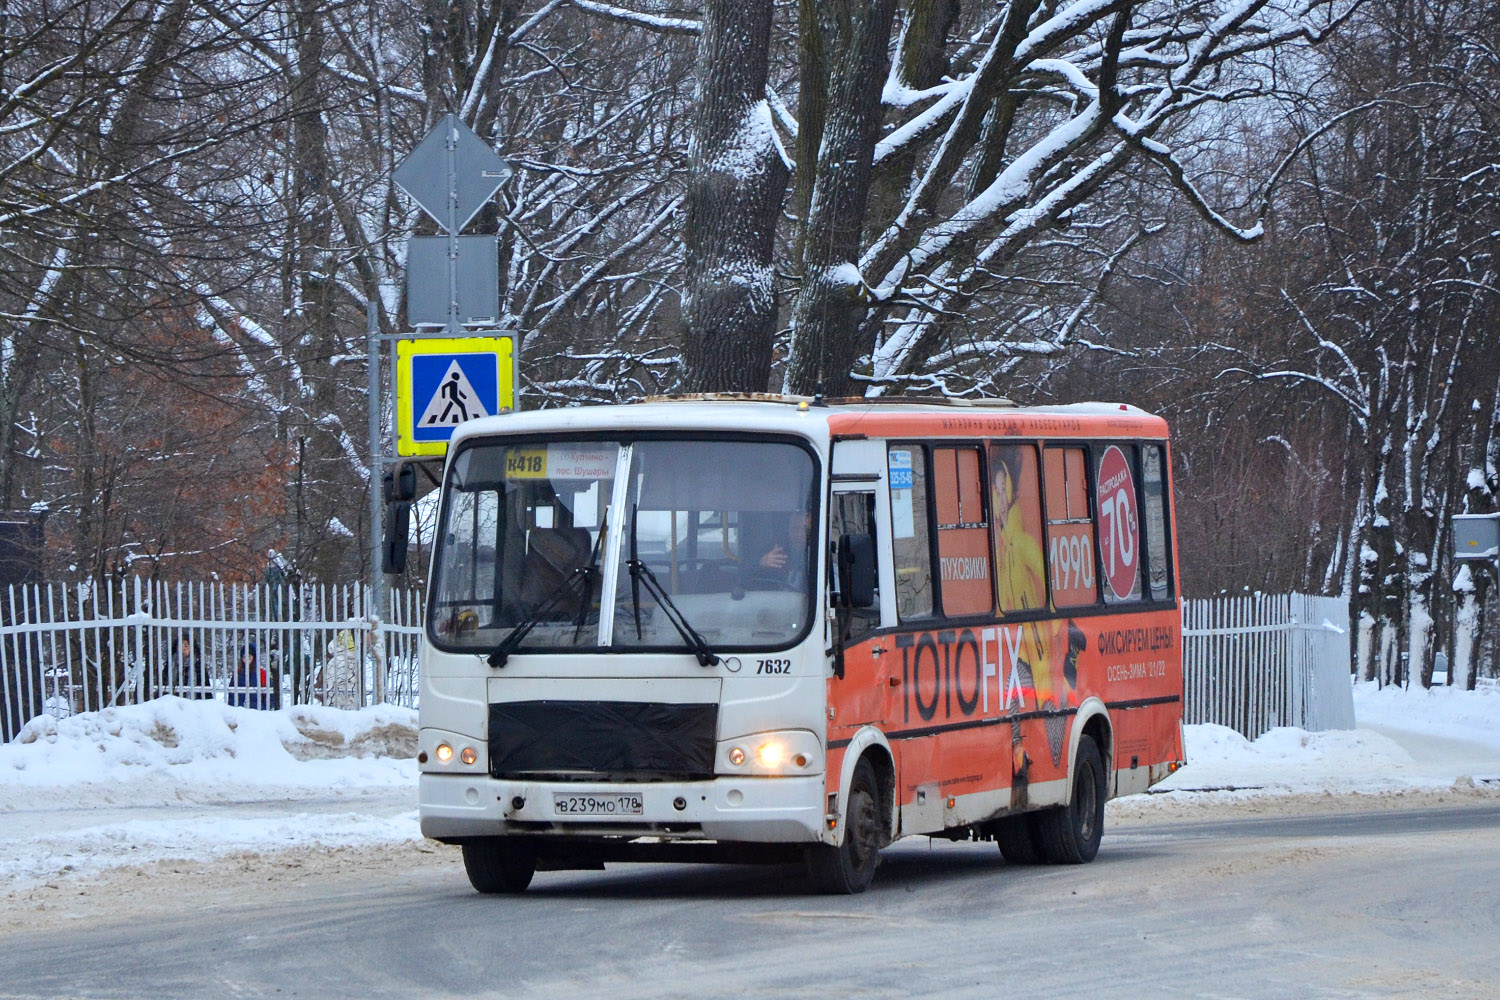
[756,742,784,768]
[720,731,820,775]
[421,730,484,772]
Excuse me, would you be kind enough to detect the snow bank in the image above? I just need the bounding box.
[1,809,421,886]
[5,681,1496,807]
[0,698,416,810]
[1142,679,1500,804]
[1351,678,1500,748]
[1154,723,1415,795]
[0,699,420,886]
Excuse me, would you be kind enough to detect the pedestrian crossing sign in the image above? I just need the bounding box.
[396,335,515,456]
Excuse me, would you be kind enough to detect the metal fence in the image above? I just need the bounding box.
[1183,591,1355,739]
[1,577,423,741]
[4,580,1356,745]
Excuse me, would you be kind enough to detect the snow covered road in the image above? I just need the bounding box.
[4,800,1499,999]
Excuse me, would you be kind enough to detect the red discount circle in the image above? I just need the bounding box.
[1097,446,1139,600]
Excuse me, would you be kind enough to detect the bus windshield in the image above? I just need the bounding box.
[429,436,818,655]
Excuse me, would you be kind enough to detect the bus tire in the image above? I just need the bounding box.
[462,837,536,894]
[1036,734,1105,864]
[806,758,883,894]
[993,814,1045,865]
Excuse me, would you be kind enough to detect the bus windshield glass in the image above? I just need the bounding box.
[429,436,817,654]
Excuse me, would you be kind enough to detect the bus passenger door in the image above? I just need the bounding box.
[829,488,887,729]
[827,439,897,740]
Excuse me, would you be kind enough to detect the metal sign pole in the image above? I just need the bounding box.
[389,113,518,461]
[445,114,461,335]
[367,291,387,614]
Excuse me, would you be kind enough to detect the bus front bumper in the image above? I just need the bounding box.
[419,772,828,844]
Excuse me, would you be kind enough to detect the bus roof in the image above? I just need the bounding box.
[448,395,1168,449]
[821,399,1168,441]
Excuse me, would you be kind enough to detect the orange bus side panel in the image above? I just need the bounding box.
[826,606,1182,823]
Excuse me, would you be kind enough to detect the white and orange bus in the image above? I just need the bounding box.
[414,395,1184,893]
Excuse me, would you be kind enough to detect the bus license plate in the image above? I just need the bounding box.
[553,792,644,816]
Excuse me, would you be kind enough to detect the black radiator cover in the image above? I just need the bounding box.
[488,700,718,778]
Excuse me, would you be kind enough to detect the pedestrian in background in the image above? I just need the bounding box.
[229,643,272,709]
[173,636,209,699]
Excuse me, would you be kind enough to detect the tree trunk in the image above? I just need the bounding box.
[784,0,899,397]
[679,0,788,393]
[790,0,826,278]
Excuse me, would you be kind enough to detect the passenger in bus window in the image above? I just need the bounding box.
[753,511,811,590]
[990,446,1046,613]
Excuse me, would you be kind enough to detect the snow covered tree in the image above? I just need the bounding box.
[1102,0,1500,685]
[0,0,319,577]
[1225,0,1500,686]
[2,0,700,580]
[778,0,1361,398]
[20,0,1488,626]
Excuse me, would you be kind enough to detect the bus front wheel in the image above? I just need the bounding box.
[807,758,883,894]
[462,837,536,894]
[1035,734,1105,864]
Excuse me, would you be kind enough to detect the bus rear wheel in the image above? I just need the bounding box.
[993,814,1045,864]
[462,837,536,894]
[1035,734,1105,864]
[807,758,883,894]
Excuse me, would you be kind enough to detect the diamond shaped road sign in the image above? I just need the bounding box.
[393,113,513,233]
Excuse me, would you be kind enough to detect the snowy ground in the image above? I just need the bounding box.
[1,681,1497,889]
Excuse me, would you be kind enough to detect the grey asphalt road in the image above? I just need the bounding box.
[3,804,1498,1000]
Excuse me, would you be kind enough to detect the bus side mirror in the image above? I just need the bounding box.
[383,500,411,574]
[838,534,876,609]
[382,466,416,574]
[384,464,417,503]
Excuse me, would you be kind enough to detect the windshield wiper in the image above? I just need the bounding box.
[487,525,605,669]
[571,523,606,641]
[627,504,719,667]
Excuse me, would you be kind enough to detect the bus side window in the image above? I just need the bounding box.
[832,492,880,638]
[989,443,1046,614]
[1096,443,1143,604]
[1043,446,1099,607]
[933,446,992,616]
[887,445,933,620]
[1142,444,1173,601]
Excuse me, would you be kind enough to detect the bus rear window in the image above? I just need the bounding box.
[1142,444,1173,601]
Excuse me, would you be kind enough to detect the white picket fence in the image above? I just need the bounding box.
[1182,592,1355,739]
[1,578,423,741]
